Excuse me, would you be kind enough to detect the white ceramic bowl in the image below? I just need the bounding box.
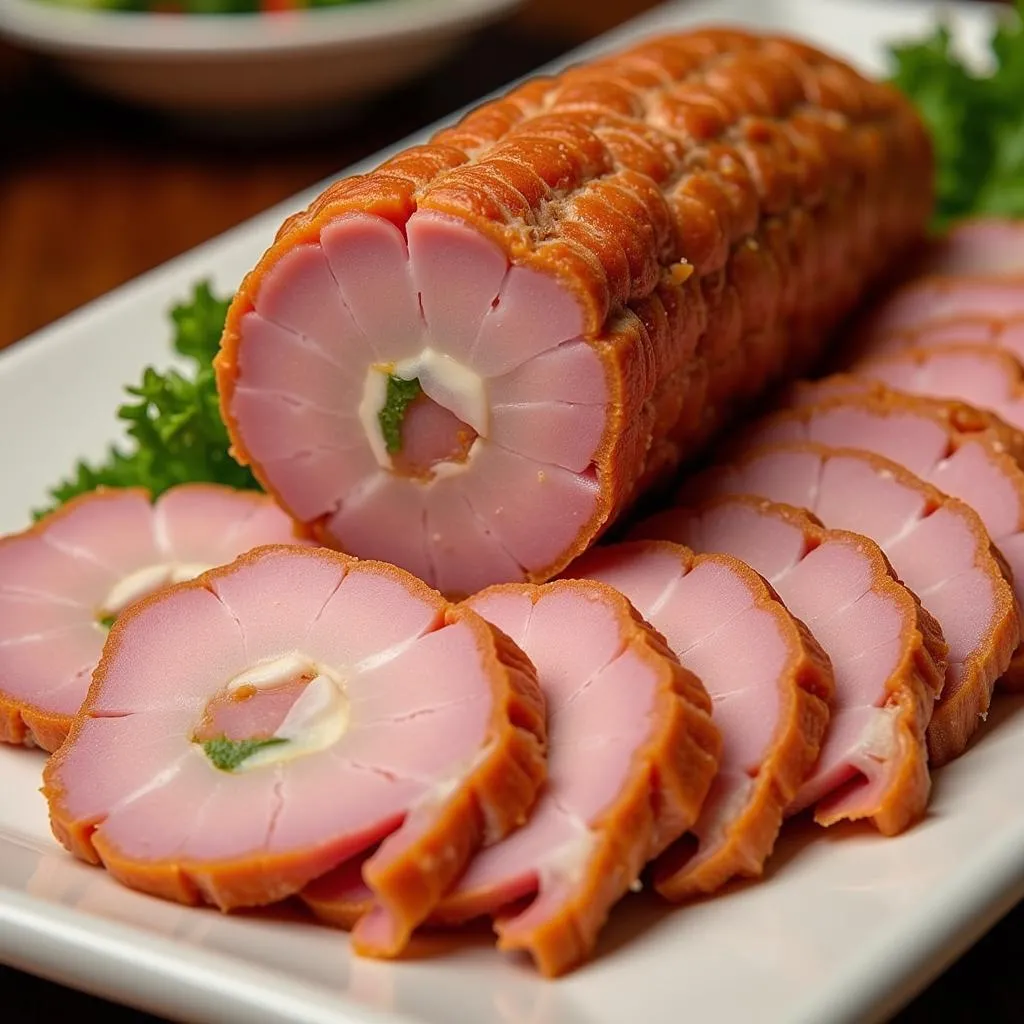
[0,0,523,116]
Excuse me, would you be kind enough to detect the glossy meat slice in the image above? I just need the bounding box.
[215,29,932,598]
[304,579,721,976]
[683,443,1019,766]
[43,545,547,960]
[859,314,1024,361]
[915,219,1024,277]
[632,496,946,834]
[566,540,833,899]
[796,346,1024,436]
[853,276,1024,350]
[739,392,1024,685]
[0,485,305,752]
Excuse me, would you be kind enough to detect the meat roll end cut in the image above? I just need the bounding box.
[216,28,932,598]
[683,443,1019,766]
[566,539,833,899]
[42,545,547,960]
[0,485,305,753]
[633,496,946,834]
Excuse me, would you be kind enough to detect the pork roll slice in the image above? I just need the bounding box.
[0,485,304,753]
[215,28,931,598]
[42,545,547,959]
[861,314,1024,361]
[854,276,1024,351]
[683,444,1019,766]
[795,346,1024,436]
[916,219,1024,277]
[739,392,1024,684]
[633,497,946,834]
[566,540,832,899]
[305,579,721,976]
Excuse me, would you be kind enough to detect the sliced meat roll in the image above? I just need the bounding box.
[215,28,931,598]
[850,346,1024,437]
[738,392,1024,684]
[683,443,1019,766]
[854,276,1024,351]
[861,314,1024,361]
[42,545,547,960]
[632,496,946,834]
[0,485,304,753]
[305,579,721,977]
[566,540,833,899]
[791,347,1024,439]
[916,219,1024,277]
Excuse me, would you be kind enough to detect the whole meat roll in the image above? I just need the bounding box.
[215,28,932,597]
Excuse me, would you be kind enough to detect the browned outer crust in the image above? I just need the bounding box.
[679,495,945,835]
[439,579,720,977]
[214,28,933,582]
[42,544,548,953]
[570,539,834,900]
[682,443,1021,768]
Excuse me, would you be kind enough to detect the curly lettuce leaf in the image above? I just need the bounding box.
[889,0,1024,230]
[36,281,259,519]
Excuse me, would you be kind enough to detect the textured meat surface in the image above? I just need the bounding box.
[633,496,946,835]
[566,540,832,899]
[738,392,1024,686]
[0,485,304,752]
[43,545,547,961]
[684,443,1019,766]
[305,580,721,977]
[216,28,932,597]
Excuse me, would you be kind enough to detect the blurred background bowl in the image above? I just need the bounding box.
[0,0,524,121]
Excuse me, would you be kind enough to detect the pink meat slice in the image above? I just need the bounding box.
[859,314,1024,361]
[0,485,304,752]
[854,275,1024,348]
[632,496,946,835]
[566,540,833,899]
[738,392,1024,685]
[43,545,548,962]
[916,219,1024,277]
[220,210,614,598]
[682,442,1019,766]
[854,346,1024,436]
[302,579,720,977]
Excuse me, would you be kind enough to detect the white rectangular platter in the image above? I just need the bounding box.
[0,2,1018,1023]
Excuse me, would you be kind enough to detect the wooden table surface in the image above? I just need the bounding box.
[0,0,1020,1020]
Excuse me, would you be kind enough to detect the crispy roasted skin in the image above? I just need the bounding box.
[42,546,548,960]
[216,28,933,579]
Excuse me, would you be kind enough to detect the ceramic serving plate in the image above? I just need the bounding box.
[1,2,1019,1022]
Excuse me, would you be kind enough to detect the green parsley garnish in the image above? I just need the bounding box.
[201,735,287,772]
[35,280,259,519]
[889,0,1024,230]
[378,374,422,455]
